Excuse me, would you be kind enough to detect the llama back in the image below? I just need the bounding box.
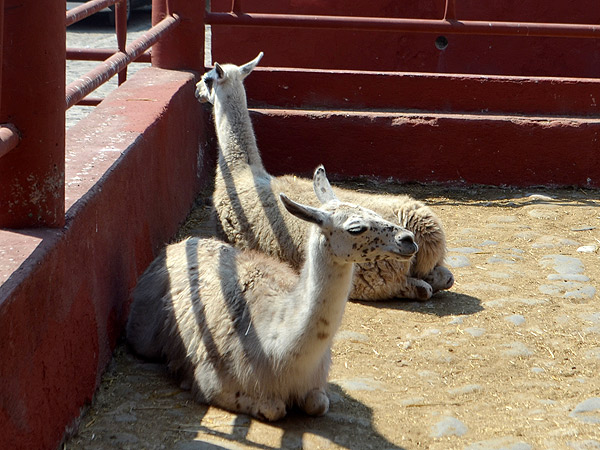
[129,236,313,399]
[214,164,446,279]
[126,250,172,360]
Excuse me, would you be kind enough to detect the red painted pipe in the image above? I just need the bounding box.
[66,0,118,26]
[1,0,65,228]
[67,48,152,63]
[66,13,180,109]
[115,0,128,85]
[0,124,20,158]
[151,0,205,72]
[205,12,600,39]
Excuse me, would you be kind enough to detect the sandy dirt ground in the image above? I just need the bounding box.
[63,179,600,450]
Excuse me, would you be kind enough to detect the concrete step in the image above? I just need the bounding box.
[250,107,600,187]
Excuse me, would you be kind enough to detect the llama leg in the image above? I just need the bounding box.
[385,277,433,300]
[423,265,454,292]
[190,362,287,421]
[212,390,287,421]
[405,278,434,300]
[299,387,329,416]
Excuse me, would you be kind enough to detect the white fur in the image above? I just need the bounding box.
[126,168,418,421]
[195,53,454,301]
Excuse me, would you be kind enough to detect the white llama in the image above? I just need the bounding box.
[126,166,418,421]
[195,53,453,301]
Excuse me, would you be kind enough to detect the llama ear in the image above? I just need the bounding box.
[240,52,264,79]
[313,165,338,204]
[280,193,329,226]
[215,63,225,79]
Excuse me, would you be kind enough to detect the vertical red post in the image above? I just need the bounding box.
[151,0,205,72]
[116,0,128,85]
[0,0,65,228]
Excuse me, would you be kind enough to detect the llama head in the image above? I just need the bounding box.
[279,166,418,264]
[195,52,264,104]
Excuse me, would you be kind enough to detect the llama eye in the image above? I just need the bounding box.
[347,225,368,235]
[204,78,213,90]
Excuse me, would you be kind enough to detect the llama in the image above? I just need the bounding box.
[195,53,454,301]
[126,166,418,421]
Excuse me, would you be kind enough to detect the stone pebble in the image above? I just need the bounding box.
[465,436,532,450]
[570,397,600,424]
[504,314,525,326]
[502,341,534,357]
[430,416,468,438]
[446,254,472,268]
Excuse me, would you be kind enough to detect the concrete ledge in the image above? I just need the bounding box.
[251,108,600,187]
[246,68,600,116]
[0,67,214,450]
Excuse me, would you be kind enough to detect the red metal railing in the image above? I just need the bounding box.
[0,0,199,228]
[66,12,180,108]
[206,0,600,39]
[66,0,180,108]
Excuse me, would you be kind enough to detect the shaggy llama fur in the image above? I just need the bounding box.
[195,53,453,301]
[126,167,418,420]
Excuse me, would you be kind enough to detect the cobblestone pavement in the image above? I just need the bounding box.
[63,182,600,450]
[66,8,152,129]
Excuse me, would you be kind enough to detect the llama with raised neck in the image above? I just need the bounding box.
[196,53,453,301]
[127,166,418,420]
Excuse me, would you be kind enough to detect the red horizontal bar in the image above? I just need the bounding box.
[66,0,118,27]
[75,97,103,106]
[65,13,180,109]
[0,124,20,159]
[67,48,152,63]
[206,12,600,39]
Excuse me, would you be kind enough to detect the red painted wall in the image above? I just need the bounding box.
[0,68,214,450]
[210,0,600,78]
[206,1,600,187]
[250,108,600,187]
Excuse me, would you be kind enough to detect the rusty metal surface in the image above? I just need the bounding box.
[65,13,180,109]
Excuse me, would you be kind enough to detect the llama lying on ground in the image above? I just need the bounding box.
[127,166,418,421]
[195,53,454,301]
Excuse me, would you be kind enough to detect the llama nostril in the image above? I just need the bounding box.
[396,232,418,253]
[396,233,414,245]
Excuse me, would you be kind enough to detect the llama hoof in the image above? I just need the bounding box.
[255,398,287,422]
[302,389,329,416]
[415,283,433,300]
[424,266,455,292]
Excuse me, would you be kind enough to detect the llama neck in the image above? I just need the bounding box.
[274,232,354,366]
[214,88,265,173]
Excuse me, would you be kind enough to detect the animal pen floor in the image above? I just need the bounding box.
[64,180,600,450]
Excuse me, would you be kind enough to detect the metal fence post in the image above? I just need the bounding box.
[151,0,205,72]
[0,0,65,228]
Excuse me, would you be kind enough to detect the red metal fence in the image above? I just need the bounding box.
[207,0,600,39]
[66,0,166,107]
[0,0,203,229]
[207,0,600,77]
